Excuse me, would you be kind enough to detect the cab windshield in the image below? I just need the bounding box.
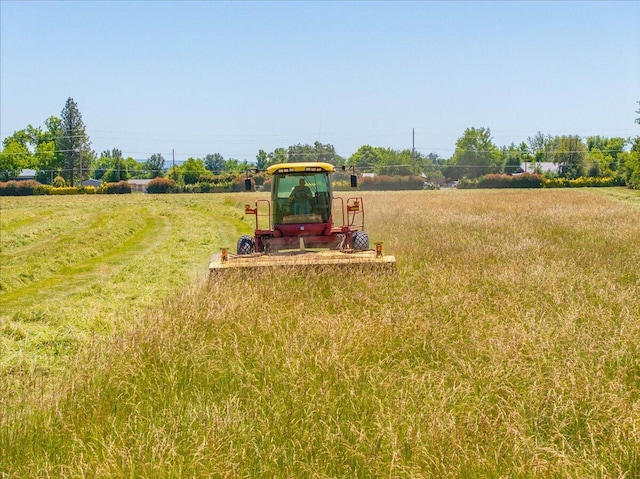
[272,172,332,224]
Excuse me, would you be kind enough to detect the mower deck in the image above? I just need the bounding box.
[209,249,396,273]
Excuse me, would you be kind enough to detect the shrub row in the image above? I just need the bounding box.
[456,174,624,189]
[359,175,425,191]
[181,180,253,193]
[0,177,251,196]
[147,176,255,194]
[146,177,175,193]
[543,176,624,188]
[458,173,545,189]
[0,180,130,196]
[1,175,628,196]
[0,180,44,196]
[101,181,132,194]
[198,172,267,187]
[48,186,97,195]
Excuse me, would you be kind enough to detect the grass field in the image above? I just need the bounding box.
[0,194,252,375]
[1,188,639,477]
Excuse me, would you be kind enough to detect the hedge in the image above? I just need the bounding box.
[48,186,97,195]
[359,175,425,191]
[458,173,544,189]
[0,180,41,196]
[5,175,628,197]
[100,181,132,194]
[146,177,176,194]
[543,176,624,188]
[456,174,630,189]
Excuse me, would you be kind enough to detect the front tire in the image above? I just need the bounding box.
[237,235,255,255]
[352,231,369,251]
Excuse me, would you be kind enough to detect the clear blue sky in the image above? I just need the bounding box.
[1,0,638,162]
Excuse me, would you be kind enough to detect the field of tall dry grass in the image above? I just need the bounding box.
[1,188,639,477]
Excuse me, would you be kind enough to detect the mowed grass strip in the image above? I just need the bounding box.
[1,207,151,294]
[1,196,98,255]
[0,194,253,374]
[2,188,639,477]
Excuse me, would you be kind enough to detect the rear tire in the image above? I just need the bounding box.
[352,231,369,251]
[237,235,255,255]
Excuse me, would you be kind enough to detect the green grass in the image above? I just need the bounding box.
[0,194,253,374]
[587,186,640,208]
[1,189,640,477]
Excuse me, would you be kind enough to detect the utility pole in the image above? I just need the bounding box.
[172,149,175,180]
[412,128,416,175]
[412,128,415,157]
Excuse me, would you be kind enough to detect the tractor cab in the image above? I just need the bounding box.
[240,161,368,254]
[269,163,334,238]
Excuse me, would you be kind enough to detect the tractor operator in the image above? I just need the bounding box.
[289,178,312,215]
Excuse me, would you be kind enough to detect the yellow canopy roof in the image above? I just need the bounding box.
[266,162,336,175]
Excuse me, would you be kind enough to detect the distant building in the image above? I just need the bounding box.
[521,162,559,174]
[128,179,153,193]
[81,179,102,187]
[11,169,37,180]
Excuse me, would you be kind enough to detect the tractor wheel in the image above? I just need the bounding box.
[236,235,255,255]
[352,231,369,251]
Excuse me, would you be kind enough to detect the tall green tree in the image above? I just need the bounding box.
[31,117,62,183]
[124,157,145,179]
[58,98,93,186]
[0,132,31,181]
[204,153,225,173]
[103,167,130,183]
[527,132,552,164]
[94,149,117,180]
[349,145,437,177]
[517,142,532,164]
[447,127,501,179]
[423,152,444,180]
[585,148,605,177]
[619,144,640,189]
[181,158,208,184]
[586,136,627,177]
[287,142,344,166]
[255,149,268,170]
[0,117,62,182]
[96,148,134,181]
[348,145,386,170]
[549,135,587,179]
[145,153,165,178]
[267,147,287,166]
[224,158,249,174]
[501,143,523,174]
[376,148,416,176]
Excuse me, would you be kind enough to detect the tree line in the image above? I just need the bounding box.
[441,127,639,187]
[2,98,639,189]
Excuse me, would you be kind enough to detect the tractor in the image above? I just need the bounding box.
[209,162,395,271]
